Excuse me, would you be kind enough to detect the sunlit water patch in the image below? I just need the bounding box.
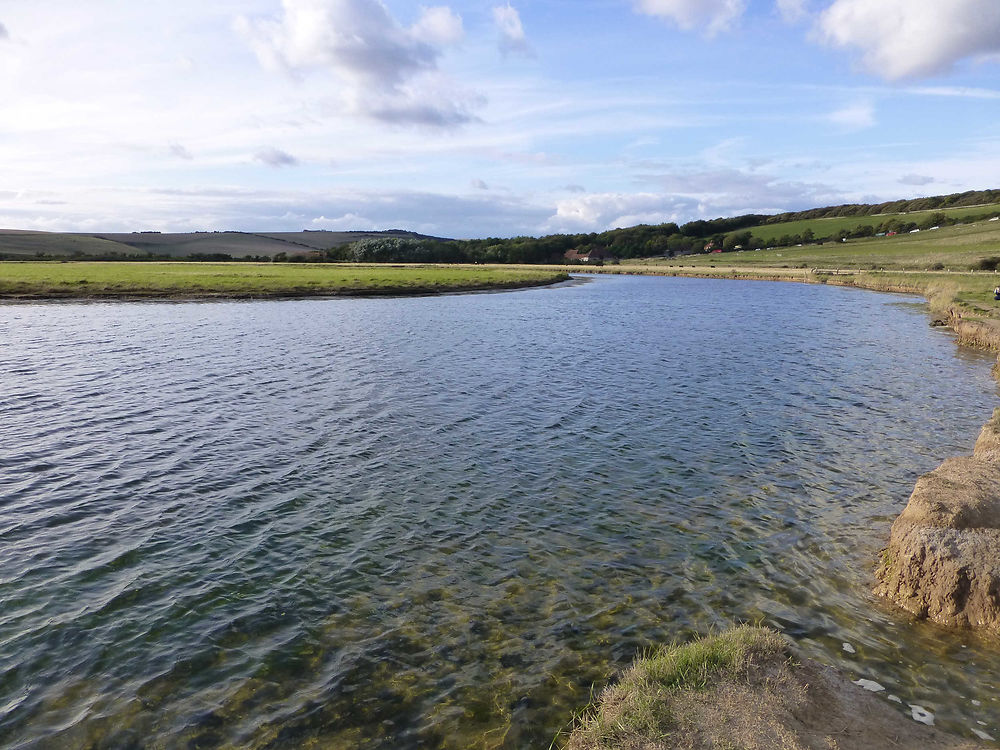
[1,275,998,748]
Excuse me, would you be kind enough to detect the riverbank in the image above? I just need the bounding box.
[0,261,570,300]
[565,627,983,749]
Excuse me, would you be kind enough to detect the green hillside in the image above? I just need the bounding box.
[658,220,1000,271]
[0,230,445,260]
[742,204,1000,246]
[0,230,136,257]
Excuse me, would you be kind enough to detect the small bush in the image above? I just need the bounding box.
[976,256,1000,271]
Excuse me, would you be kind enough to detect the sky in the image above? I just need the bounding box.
[1,0,999,238]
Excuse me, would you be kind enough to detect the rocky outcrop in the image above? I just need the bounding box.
[874,409,1000,630]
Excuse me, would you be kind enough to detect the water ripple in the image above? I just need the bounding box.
[0,278,998,748]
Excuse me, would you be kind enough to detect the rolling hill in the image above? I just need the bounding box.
[0,229,445,259]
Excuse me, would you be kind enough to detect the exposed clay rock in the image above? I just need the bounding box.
[875,415,1000,630]
[973,407,1000,463]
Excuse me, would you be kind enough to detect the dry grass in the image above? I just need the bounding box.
[925,280,960,316]
[565,626,787,749]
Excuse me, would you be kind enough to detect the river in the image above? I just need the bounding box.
[1,274,997,748]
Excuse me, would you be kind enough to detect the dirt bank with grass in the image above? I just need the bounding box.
[564,627,983,750]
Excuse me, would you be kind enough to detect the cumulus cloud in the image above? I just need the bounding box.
[899,174,936,186]
[493,4,533,56]
[0,22,9,40]
[237,0,478,126]
[545,192,691,233]
[819,0,1000,80]
[255,147,298,167]
[635,0,746,36]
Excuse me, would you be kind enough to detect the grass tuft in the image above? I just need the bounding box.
[566,626,787,749]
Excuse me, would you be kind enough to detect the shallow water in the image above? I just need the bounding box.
[1,274,998,748]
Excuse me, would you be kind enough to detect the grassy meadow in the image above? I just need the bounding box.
[564,626,789,750]
[740,203,1000,245]
[663,220,1000,271]
[0,262,570,299]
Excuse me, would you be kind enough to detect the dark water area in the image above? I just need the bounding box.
[1,274,998,748]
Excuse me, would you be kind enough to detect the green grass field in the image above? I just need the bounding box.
[651,220,1000,272]
[740,203,1000,244]
[0,262,569,299]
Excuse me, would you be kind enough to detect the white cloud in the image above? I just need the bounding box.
[635,0,746,36]
[411,6,464,46]
[545,192,687,232]
[255,146,298,167]
[899,174,935,186]
[309,212,377,229]
[471,178,489,190]
[0,22,9,40]
[819,0,1000,80]
[906,85,1000,100]
[825,101,875,130]
[236,0,477,126]
[493,4,532,56]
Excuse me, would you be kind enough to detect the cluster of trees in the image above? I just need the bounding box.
[304,215,776,265]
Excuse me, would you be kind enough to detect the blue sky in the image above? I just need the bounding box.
[1,0,999,237]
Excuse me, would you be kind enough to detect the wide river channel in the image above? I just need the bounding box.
[2,274,999,748]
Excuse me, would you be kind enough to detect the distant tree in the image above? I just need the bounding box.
[723,231,752,251]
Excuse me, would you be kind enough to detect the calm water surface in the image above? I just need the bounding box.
[1,275,998,748]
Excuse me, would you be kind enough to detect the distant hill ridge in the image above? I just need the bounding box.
[0,229,447,260]
[1,188,999,261]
